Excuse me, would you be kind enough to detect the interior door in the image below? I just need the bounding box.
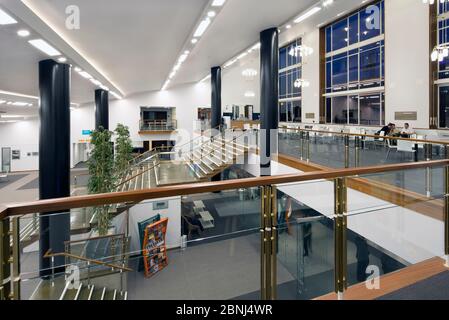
[1,147,11,173]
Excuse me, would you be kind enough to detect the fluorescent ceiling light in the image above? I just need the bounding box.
[90,78,101,86]
[294,7,321,24]
[200,74,211,82]
[1,115,23,119]
[208,11,216,18]
[110,91,122,99]
[12,102,29,106]
[0,8,17,25]
[28,39,61,56]
[78,71,93,79]
[74,67,82,72]
[0,100,5,104]
[99,85,109,91]
[212,0,226,7]
[17,29,30,37]
[58,57,67,63]
[191,38,198,44]
[194,18,211,37]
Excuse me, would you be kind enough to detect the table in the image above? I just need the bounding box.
[198,210,215,229]
[193,200,206,210]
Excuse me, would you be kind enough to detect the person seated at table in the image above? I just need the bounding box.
[400,123,415,138]
[378,123,395,136]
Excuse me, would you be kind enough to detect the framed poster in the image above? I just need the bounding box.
[12,150,20,160]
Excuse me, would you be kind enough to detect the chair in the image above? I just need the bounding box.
[385,138,398,161]
[397,140,416,161]
[181,215,202,240]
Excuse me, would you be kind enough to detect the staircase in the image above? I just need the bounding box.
[60,282,127,300]
[115,130,251,191]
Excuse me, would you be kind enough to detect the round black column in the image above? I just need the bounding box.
[95,89,109,130]
[38,59,71,276]
[211,66,222,130]
[260,28,279,177]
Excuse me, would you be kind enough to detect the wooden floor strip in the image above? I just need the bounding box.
[315,257,448,300]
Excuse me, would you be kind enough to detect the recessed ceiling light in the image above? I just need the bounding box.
[90,78,101,86]
[58,57,67,63]
[212,0,226,7]
[208,11,216,18]
[286,25,292,29]
[28,39,61,57]
[191,38,198,44]
[74,66,82,72]
[78,71,93,79]
[12,102,29,106]
[99,85,109,91]
[294,7,321,24]
[0,100,5,105]
[17,29,30,37]
[6,102,12,105]
[0,8,17,25]
[194,18,211,37]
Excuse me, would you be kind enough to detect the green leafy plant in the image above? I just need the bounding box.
[88,126,115,235]
[114,123,133,178]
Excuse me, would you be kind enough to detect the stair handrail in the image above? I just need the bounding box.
[128,124,223,166]
[44,249,133,272]
[114,158,161,191]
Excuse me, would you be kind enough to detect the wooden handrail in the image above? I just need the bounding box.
[280,126,449,146]
[1,159,448,219]
[43,249,133,272]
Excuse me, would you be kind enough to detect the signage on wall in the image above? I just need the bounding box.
[82,130,92,135]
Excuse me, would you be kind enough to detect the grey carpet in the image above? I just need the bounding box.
[0,174,27,189]
[377,271,449,300]
[18,173,90,190]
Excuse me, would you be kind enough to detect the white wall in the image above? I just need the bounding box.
[0,119,39,172]
[385,0,430,129]
[222,52,260,115]
[73,81,211,146]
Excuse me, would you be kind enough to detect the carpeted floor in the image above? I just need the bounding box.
[377,271,449,300]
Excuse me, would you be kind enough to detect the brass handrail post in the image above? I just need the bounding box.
[334,178,348,300]
[11,217,20,300]
[344,135,350,168]
[306,132,310,163]
[260,185,277,300]
[355,136,360,168]
[425,144,433,197]
[445,146,449,268]
[0,218,11,300]
[299,130,304,161]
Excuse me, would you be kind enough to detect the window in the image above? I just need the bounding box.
[279,38,302,122]
[437,3,449,128]
[323,1,385,126]
[440,86,449,128]
[325,94,384,126]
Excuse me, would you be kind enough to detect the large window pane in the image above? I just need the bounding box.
[360,94,381,125]
[326,98,332,123]
[292,100,302,122]
[280,47,287,70]
[332,19,348,51]
[360,46,381,81]
[332,56,348,86]
[332,96,348,124]
[348,14,359,45]
[279,103,287,122]
[326,26,332,53]
[348,54,358,83]
[280,72,287,99]
[439,86,449,128]
[360,2,381,42]
[348,95,359,124]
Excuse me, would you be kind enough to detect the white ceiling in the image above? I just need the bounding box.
[0,0,356,116]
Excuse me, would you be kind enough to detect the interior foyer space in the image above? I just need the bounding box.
[1,0,449,303]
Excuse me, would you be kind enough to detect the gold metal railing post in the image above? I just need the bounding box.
[260,185,277,300]
[11,217,20,300]
[0,219,11,300]
[445,146,449,267]
[306,132,310,163]
[355,136,360,168]
[334,178,347,300]
[299,130,304,161]
[344,135,350,169]
[425,144,433,197]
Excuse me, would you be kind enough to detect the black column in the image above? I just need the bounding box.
[260,28,279,176]
[39,59,71,276]
[211,66,222,130]
[95,89,109,130]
